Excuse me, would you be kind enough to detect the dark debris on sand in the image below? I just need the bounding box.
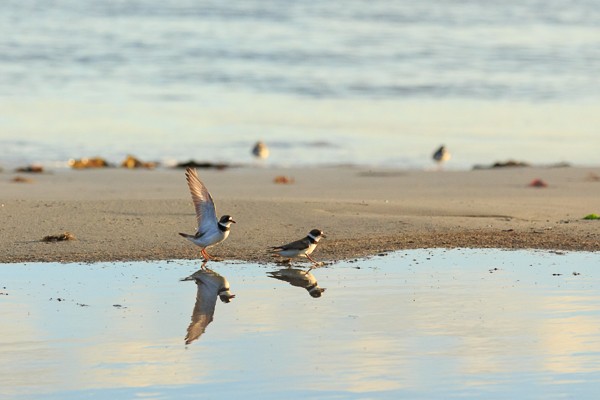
[174,160,231,170]
[68,157,112,169]
[42,232,76,242]
[121,155,158,169]
[473,160,531,170]
[15,165,44,173]
[11,176,34,183]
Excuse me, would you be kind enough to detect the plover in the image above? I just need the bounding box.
[268,267,326,298]
[181,267,235,344]
[252,141,269,159]
[432,145,451,166]
[270,229,325,266]
[179,167,235,261]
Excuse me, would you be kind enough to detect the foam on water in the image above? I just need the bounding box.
[1,249,600,399]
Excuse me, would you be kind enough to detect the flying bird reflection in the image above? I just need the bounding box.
[268,267,326,298]
[180,265,235,345]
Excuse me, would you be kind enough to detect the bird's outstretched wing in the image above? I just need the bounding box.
[185,168,218,234]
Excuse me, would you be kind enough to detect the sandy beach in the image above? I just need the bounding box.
[1,166,599,264]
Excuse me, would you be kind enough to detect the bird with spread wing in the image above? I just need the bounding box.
[179,168,235,261]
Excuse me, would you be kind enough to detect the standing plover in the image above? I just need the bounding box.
[179,168,235,261]
[270,229,326,266]
[432,145,451,166]
[252,141,269,159]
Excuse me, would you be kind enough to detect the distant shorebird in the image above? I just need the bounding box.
[432,145,451,167]
[181,267,235,345]
[252,141,269,159]
[268,267,326,298]
[270,229,326,266]
[179,168,235,261]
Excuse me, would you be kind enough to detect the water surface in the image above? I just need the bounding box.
[2,249,600,399]
[1,1,599,169]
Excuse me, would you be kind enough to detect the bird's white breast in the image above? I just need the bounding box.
[305,242,317,255]
[192,228,227,248]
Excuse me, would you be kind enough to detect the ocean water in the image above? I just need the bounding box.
[1,1,599,169]
[2,250,600,399]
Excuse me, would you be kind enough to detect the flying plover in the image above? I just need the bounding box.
[179,168,235,261]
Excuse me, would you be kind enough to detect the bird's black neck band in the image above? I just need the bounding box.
[307,235,317,244]
[306,283,318,291]
[218,287,230,294]
[218,223,230,232]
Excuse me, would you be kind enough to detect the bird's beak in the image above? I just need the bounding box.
[220,294,236,303]
[321,233,327,238]
[231,220,237,223]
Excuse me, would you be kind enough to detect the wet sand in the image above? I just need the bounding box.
[1,166,599,263]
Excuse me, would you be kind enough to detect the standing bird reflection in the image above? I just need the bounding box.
[268,268,326,298]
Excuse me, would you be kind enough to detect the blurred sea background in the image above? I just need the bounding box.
[0,0,599,170]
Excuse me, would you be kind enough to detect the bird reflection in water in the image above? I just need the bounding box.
[180,262,235,345]
[268,267,326,298]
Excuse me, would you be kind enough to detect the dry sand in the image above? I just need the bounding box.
[1,166,599,264]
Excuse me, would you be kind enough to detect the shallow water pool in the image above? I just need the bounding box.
[1,249,600,399]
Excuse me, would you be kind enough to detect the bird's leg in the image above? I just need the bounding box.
[202,249,223,262]
[200,260,209,270]
[201,248,211,261]
[306,253,324,268]
[306,253,318,264]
